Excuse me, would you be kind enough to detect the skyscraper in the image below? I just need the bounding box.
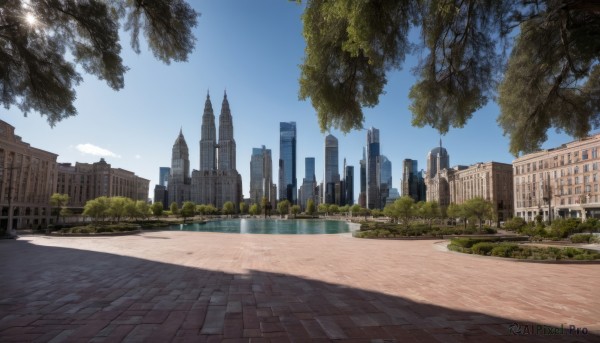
[159,167,170,187]
[299,157,317,210]
[324,134,339,204]
[359,148,366,207]
[250,145,275,205]
[279,122,297,204]
[366,127,380,209]
[168,129,191,206]
[345,164,354,206]
[187,91,242,209]
[402,159,425,201]
[377,155,392,208]
[425,140,450,205]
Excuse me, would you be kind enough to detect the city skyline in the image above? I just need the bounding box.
[3,1,580,203]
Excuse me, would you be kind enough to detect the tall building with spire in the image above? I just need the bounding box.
[167,91,242,209]
[192,91,242,208]
[168,129,191,206]
[425,139,451,206]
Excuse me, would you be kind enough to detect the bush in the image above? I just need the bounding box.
[550,218,581,238]
[570,233,592,243]
[482,227,497,234]
[491,243,519,257]
[504,217,527,231]
[471,242,496,255]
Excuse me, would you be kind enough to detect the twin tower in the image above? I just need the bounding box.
[168,91,242,209]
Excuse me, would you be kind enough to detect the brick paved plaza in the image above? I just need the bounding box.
[1,231,598,342]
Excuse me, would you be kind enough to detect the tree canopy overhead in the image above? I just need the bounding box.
[299,0,600,155]
[1,0,198,125]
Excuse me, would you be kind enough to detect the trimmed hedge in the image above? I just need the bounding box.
[355,222,496,238]
[448,239,600,260]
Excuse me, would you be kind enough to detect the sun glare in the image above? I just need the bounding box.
[25,13,37,26]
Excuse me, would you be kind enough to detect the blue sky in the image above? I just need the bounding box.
[3,1,577,202]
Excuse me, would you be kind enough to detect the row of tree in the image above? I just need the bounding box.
[384,196,494,228]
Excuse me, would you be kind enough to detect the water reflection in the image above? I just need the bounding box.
[167,218,350,234]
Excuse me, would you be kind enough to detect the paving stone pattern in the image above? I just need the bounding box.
[0,231,598,342]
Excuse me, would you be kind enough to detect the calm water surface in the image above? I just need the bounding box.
[167,218,351,234]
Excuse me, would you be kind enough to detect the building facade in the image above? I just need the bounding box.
[324,134,340,204]
[513,134,600,221]
[358,149,366,207]
[279,122,297,204]
[448,162,513,223]
[57,158,150,208]
[344,163,354,206]
[425,143,450,204]
[249,145,276,206]
[0,120,57,233]
[168,129,191,206]
[159,167,170,187]
[402,159,426,202]
[189,92,243,209]
[366,128,380,209]
[299,157,318,210]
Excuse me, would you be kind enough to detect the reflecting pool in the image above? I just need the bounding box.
[167,218,352,234]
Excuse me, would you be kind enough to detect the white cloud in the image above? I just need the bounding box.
[76,143,121,158]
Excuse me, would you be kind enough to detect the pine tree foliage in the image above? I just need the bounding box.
[0,0,198,125]
[299,0,600,155]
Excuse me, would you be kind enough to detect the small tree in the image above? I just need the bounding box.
[181,201,196,222]
[222,201,235,217]
[151,202,164,219]
[110,197,132,222]
[249,204,259,216]
[420,201,441,228]
[339,205,350,216]
[291,205,301,218]
[350,204,361,217]
[446,203,464,227]
[49,193,70,224]
[395,196,416,228]
[135,201,150,221]
[463,197,494,230]
[277,200,290,218]
[239,202,248,215]
[170,202,179,216]
[306,198,316,216]
[318,203,329,216]
[329,204,340,216]
[83,196,110,222]
[261,197,272,217]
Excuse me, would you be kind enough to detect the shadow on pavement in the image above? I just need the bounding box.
[0,239,596,342]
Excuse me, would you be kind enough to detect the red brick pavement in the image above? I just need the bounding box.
[0,231,598,342]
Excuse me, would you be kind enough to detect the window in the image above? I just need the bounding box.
[585,176,589,184]
[582,149,589,160]
[574,166,579,174]
[575,186,581,194]
[593,148,598,159]
[594,162,599,171]
[584,164,589,172]
[586,185,591,193]
[575,176,579,185]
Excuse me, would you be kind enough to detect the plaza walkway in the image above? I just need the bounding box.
[0,231,598,342]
